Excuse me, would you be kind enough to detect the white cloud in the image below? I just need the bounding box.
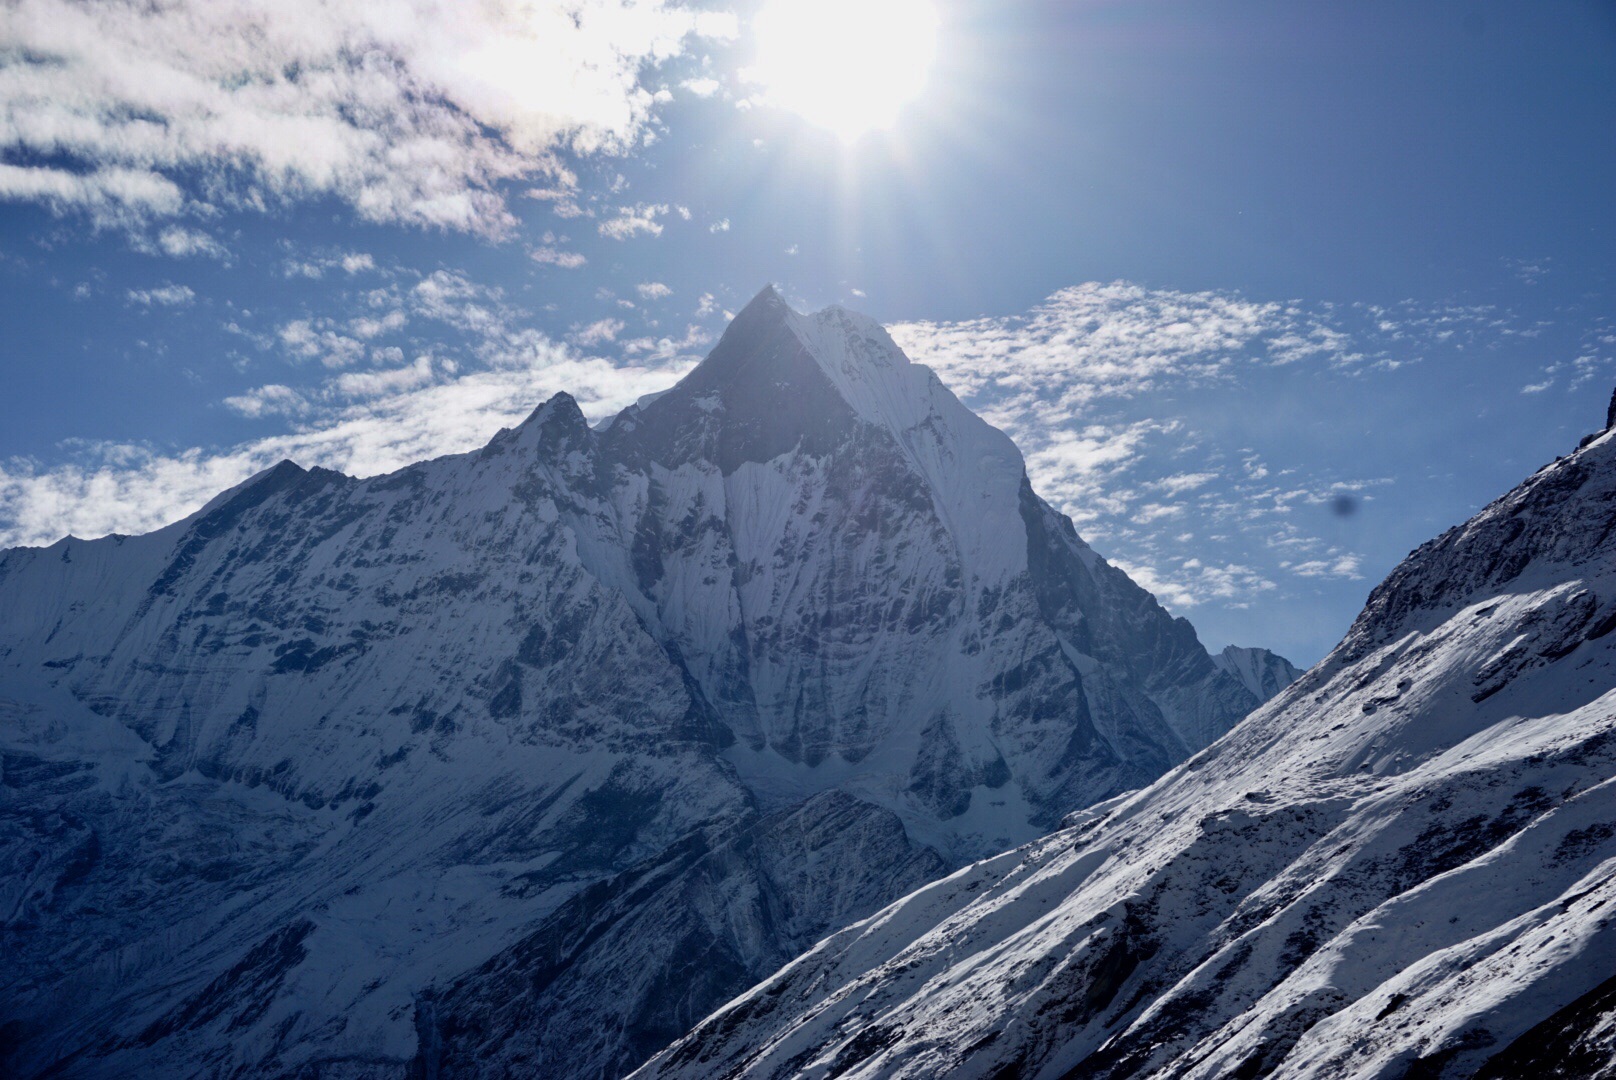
[1115,556,1276,610]
[0,0,736,234]
[531,246,587,269]
[1018,421,1165,524]
[1188,562,1277,602]
[349,310,409,339]
[127,284,196,306]
[682,76,721,97]
[224,384,309,419]
[280,249,377,279]
[151,226,230,260]
[636,281,672,300]
[409,271,503,335]
[599,203,669,240]
[0,352,691,549]
[1150,471,1219,496]
[1571,353,1609,390]
[0,162,183,226]
[891,282,1291,416]
[1503,256,1550,285]
[0,253,728,547]
[1135,503,1183,523]
[278,319,367,368]
[619,323,712,363]
[887,280,1500,610]
[569,318,626,347]
[708,218,730,233]
[335,356,438,399]
[526,186,588,219]
[1287,554,1364,579]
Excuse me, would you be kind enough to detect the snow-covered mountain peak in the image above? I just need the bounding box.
[510,389,591,446]
[0,290,1280,1080]
[744,280,790,314]
[524,388,584,422]
[186,457,311,519]
[1212,644,1303,703]
[633,286,993,456]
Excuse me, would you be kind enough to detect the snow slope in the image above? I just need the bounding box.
[0,287,1277,1079]
[637,408,1616,1080]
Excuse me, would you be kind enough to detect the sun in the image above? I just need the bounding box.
[752,0,940,141]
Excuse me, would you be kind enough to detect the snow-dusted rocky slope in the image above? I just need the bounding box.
[0,287,1274,1079]
[637,403,1616,1080]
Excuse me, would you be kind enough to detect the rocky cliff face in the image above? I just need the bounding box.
[636,404,1616,1080]
[0,287,1271,1079]
[422,791,950,1079]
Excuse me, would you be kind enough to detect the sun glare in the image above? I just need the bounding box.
[753,0,940,141]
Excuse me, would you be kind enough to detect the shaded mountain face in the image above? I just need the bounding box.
[1213,644,1303,704]
[0,287,1270,1079]
[637,407,1616,1080]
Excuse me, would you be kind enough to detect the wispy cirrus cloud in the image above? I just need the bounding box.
[0,353,689,549]
[1287,554,1363,579]
[569,318,627,347]
[138,226,232,262]
[889,281,1520,618]
[0,163,183,223]
[531,245,588,269]
[0,261,713,548]
[0,0,736,235]
[599,202,671,240]
[282,250,379,279]
[892,281,1356,418]
[126,284,196,307]
[223,384,309,419]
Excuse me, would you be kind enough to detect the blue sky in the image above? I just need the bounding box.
[1,0,1613,665]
